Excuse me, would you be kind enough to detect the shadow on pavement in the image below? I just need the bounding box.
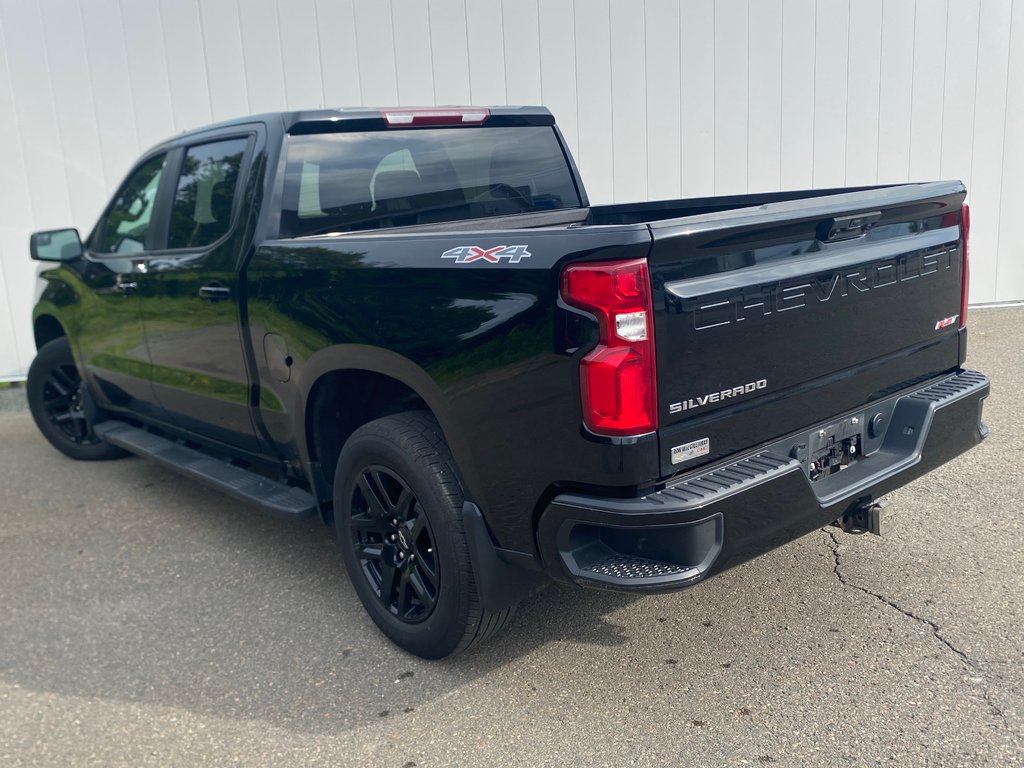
[0,420,641,733]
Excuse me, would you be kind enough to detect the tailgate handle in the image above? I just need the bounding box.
[819,211,881,242]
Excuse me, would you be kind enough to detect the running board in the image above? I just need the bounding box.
[93,421,316,520]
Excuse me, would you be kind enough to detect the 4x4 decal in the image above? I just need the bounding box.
[441,245,531,264]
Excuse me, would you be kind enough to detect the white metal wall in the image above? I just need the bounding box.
[1,0,1022,379]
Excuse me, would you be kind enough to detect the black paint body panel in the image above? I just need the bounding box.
[246,226,657,553]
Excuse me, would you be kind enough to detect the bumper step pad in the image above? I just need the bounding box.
[584,554,695,581]
[94,421,316,520]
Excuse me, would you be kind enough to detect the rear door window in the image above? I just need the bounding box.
[280,126,581,237]
[167,138,248,250]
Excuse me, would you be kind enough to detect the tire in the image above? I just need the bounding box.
[334,411,515,658]
[26,337,126,461]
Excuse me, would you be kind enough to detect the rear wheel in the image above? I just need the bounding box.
[26,337,126,461]
[334,412,515,658]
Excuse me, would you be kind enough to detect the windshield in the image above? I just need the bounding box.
[279,126,581,237]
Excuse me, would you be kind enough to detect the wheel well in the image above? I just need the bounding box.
[307,369,430,490]
[34,315,66,350]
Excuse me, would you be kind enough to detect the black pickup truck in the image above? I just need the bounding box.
[27,106,988,658]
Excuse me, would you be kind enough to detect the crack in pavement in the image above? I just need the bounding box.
[824,528,971,664]
[822,528,1008,723]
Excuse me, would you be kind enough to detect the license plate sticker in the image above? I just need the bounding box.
[671,437,710,464]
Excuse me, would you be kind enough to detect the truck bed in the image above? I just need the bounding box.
[308,183,904,235]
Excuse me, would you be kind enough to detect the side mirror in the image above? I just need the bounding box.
[30,228,84,262]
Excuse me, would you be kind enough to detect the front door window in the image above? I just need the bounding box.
[95,154,166,254]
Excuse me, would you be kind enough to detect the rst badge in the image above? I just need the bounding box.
[441,245,531,264]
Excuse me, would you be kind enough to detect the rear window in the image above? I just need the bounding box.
[279,126,581,237]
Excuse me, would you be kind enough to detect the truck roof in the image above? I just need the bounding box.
[161,105,556,147]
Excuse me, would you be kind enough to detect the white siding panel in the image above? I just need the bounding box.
[748,0,783,192]
[538,0,579,158]
[714,0,747,195]
[0,3,66,372]
[0,16,36,232]
[502,0,542,105]
[0,247,19,379]
[237,0,288,114]
[198,0,251,121]
[844,0,882,185]
[119,0,177,148]
[610,0,647,203]
[317,0,363,107]
[574,0,614,203]
[680,0,715,196]
[780,0,815,189]
[80,0,143,186]
[995,1,1024,302]
[0,27,28,377]
[938,0,980,187]
[968,0,1012,302]
[811,0,849,188]
[353,1,398,104]
[158,0,213,131]
[876,0,915,183]
[908,0,949,181]
[1,0,1024,379]
[392,0,436,105]
[427,0,471,104]
[277,0,326,109]
[39,1,108,227]
[465,0,506,104]
[644,0,681,199]
[0,229,38,374]
[0,0,73,228]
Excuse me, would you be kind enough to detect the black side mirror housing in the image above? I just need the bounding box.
[30,228,84,262]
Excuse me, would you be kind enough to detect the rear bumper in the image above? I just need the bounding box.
[537,369,989,591]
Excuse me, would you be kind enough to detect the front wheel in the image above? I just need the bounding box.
[26,337,126,461]
[334,412,515,658]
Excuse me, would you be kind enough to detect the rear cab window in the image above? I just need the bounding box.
[279,126,581,237]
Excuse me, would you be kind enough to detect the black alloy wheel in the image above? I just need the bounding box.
[39,360,98,446]
[349,466,440,623]
[27,337,126,461]
[333,412,517,658]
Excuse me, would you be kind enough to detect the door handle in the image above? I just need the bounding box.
[199,283,231,302]
[115,275,138,294]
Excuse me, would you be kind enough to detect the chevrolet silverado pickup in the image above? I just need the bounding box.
[26,106,988,658]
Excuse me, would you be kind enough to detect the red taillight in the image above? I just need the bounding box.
[561,259,657,436]
[960,203,970,328]
[381,107,490,127]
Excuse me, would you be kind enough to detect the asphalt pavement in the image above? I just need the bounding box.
[1,308,1021,767]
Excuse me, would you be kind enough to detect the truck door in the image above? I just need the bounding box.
[77,152,169,421]
[139,129,264,453]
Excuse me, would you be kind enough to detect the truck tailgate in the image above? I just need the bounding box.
[649,181,967,476]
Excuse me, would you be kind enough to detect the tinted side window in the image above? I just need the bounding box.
[96,154,166,253]
[167,138,248,250]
